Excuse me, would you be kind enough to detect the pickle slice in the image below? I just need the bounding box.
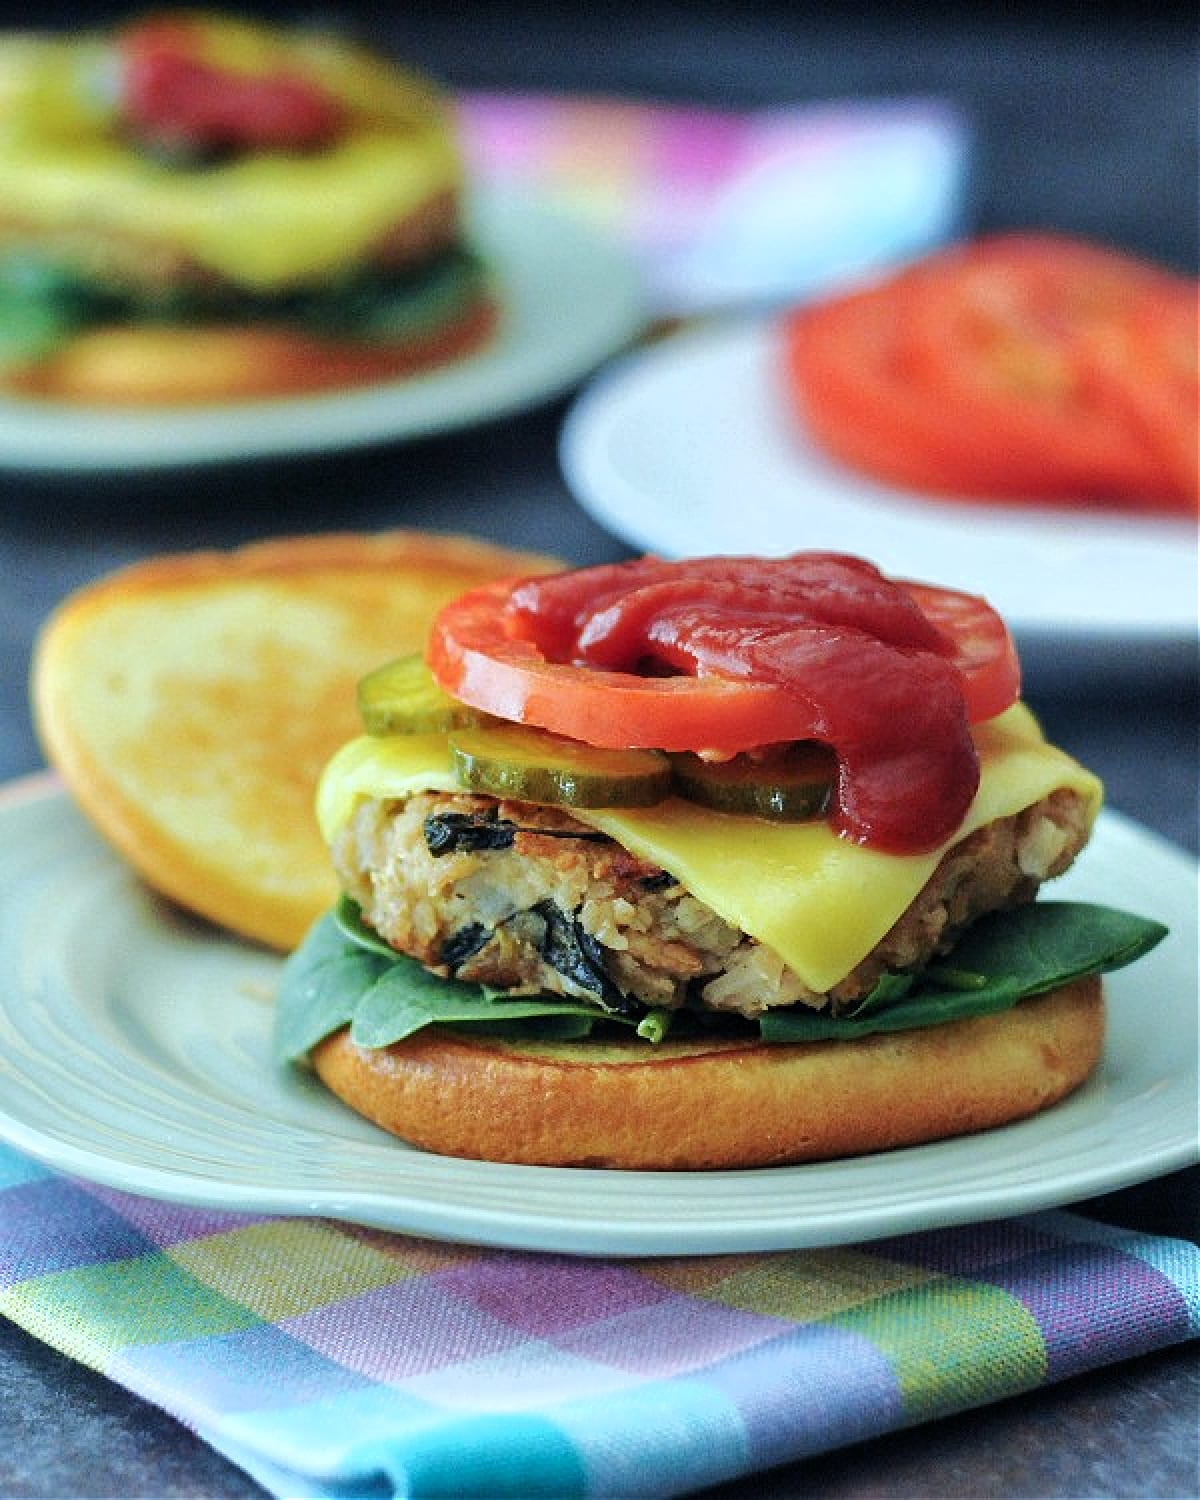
[357,654,482,735]
[449,724,672,808]
[670,743,835,820]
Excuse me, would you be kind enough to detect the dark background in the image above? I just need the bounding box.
[0,0,1195,269]
[0,4,1197,1497]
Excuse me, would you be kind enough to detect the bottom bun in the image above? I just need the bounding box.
[311,976,1104,1169]
[7,298,497,406]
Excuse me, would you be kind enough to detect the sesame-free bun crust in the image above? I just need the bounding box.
[32,531,559,950]
[311,976,1105,1169]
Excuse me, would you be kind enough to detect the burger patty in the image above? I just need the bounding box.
[332,788,1093,1018]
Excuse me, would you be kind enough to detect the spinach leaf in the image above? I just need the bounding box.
[0,245,487,373]
[275,912,626,1063]
[297,250,487,343]
[761,902,1166,1043]
[348,954,609,1049]
[333,893,403,958]
[277,900,1167,1062]
[0,257,93,368]
[273,915,392,1065]
[759,977,1024,1041]
[927,900,1168,993]
[532,899,633,1012]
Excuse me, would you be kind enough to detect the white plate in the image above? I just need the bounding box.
[560,318,1199,646]
[0,774,1194,1257]
[0,189,643,472]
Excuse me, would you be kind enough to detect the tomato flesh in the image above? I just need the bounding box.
[1075,287,1199,511]
[782,233,1198,515]
[898,236,1178,503]
[428,555,1022,853]
[122,18,344,153]
[784,283,1058,501]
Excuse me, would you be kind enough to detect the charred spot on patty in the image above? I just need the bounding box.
[439,921,492,969]
[424,808,517,856]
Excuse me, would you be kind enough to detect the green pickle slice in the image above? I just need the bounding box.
[669,743,835,820]
[359,655,836,820]
[449,724,673,808]
[358,654,484,734]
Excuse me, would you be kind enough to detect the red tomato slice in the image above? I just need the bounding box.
[782,281,1054,502]
[122,18,343,152]
[782,234,1196,515]
[895,234,1180,504]
[427,558,1021,852]
[430,564,1018,751]
[900,582,1021,723]
[1075,287,1198,512]
[429,578,816,754]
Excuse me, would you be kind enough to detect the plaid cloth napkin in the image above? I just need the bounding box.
[3,1143,1197,1500]
[458,93,969,315]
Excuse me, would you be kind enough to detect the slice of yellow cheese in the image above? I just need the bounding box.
[0,135,461,290]
[316,705,1103,993]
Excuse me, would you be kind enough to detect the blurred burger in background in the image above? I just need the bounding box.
[0,10,496,403]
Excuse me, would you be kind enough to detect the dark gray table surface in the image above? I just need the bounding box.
[1,3,1197,1497]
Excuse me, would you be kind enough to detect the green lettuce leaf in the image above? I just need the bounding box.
[274,899,1167,1063]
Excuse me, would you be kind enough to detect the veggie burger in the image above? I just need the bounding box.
[277,552,1165,1168]
[0,11,493,403]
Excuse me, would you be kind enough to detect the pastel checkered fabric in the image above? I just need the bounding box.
[2,1145,1197,1499]
[458,93,968,314]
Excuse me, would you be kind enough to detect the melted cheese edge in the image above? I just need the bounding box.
[316,704,1103,993]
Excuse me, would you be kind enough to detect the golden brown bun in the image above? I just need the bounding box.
[311,976,1105,1169]
[32,531,560,949]
[7,300,498,406]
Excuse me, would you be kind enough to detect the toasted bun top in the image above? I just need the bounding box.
[32,531,560,949]
[311,977,1105,1169]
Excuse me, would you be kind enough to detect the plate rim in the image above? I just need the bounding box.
[0,186,644,474]
[0,775,1195,1257]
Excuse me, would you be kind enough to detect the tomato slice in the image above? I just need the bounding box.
[429,577,816,754]
[782,233,1196,515]
[897,234,1176,503]
[1075,286,1198,513]
[899,582,1020,723]
[782,281,1054,502]
[121,17,343,152]
[427,557,1021,853]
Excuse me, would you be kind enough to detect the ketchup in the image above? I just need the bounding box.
[505,555,986,853]
[122,20,344,155]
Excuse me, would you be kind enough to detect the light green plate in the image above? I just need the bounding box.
[0,774,1194,1256]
